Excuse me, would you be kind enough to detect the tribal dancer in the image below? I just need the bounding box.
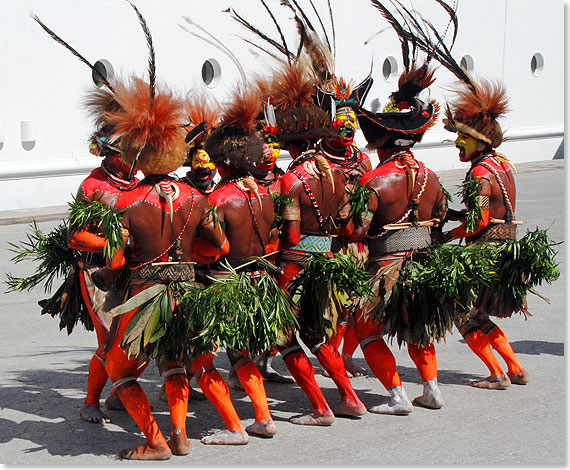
[202,88,280,438]
[316,75,374,378]
[95,74,233,458]
[28,13,143,424]
[441,77,529,390]
[352,62,448,412]
[267,63,368,425]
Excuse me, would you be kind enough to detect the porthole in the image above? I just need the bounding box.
[382,56,399,82]
[92,59,114,88]
[530,53,544,77]
[460,55,474,73]
[201,58,221,88]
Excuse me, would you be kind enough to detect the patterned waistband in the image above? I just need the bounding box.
[290,234,332,253]
[131,263,195,282]
[468,223,517,244]
[368,226,431,255]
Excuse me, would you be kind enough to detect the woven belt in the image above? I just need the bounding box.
[131,263,195,282]
[290,234,332,253]
[368,226,431,255]
[469,223,517,244]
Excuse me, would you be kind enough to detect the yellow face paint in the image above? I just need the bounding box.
[337,108,358,132]
[455,132,479,162]
[191,149,216,171]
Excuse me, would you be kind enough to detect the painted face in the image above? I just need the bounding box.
[257,142,280,172]
[191,149,216,171]
[455,132,480,162]
[331,108,358,147]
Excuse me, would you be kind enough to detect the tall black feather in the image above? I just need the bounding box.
[434,0,458,49]
[369,0,410,71]
[307,0,332,54]
[327,0,336,59]
[228,8,292,60]
[31,13,114,92]
[127,1,156,103]
[259,0,292,65]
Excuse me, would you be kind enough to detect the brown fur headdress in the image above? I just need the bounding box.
[106,77,187,175]
[443,78,509,148]
[204,88,266,170]
[267,63,336,146]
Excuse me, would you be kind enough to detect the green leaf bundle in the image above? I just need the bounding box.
[270,191,293,227]
[347,183,375,224]
[369,243,496,347]
[181,267,299,354]
[118,282,201,373]
[456,177,483,234]
[5,221,93,333]
[474,228,561,318]
[68,197,125,258]
[287,253,372,339]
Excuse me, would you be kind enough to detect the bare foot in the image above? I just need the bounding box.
[343,355,368,377]
[189,385,207,400]
[289,410,335,426]
[118,441,172,460]
[470,375,511,390]
[227,368,244,391]
[168,427,192,456]
[333,400,367,417]
[80,405,111,424]
[104,394,126,411]
[509,370,530,385]
[246,420,277,437]
[201,429,249,445]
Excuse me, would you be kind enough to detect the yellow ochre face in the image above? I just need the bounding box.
[455,132,479,162]
[191,149,216,171]
[337,108,358,132]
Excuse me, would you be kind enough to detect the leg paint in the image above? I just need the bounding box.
[407,343,438,382]
[487,327,529,384]
[114,381,171,460]
[314,343,366,416]
[282,349,335,425]
[235,360,277,437]
[463,330,511,390]
[163,365,191,455]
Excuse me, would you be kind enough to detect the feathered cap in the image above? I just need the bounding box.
[265,62,336,147]
[357,63,439,149]
[82,86,123,157]
[105,77,187,176]
[204,87,266,170]
[183,93,221,166]
[443,78,509,148]
[356,0,474,149]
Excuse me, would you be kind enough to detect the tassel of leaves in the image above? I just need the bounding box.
[456,177,483,234]
[111,282,203,373]
[367,243,496,347]
[287,253,372,339]
[181,265,299,353]
[68,198,125,258]
[5,221,93,333]
[270,191,294,229]
[474,228,560,318]
[440,181,453,212]
[347,183,376,224]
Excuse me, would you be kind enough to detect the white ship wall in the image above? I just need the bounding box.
[0,0,563,211]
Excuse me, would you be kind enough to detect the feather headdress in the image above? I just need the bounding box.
[105,77,186,175]
[204,88,266,170]
[443,78,509,148]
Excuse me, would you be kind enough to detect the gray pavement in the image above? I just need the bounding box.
[0,160,565,465]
